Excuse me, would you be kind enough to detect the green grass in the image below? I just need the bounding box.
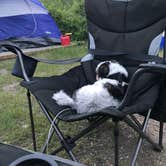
[0,44,87,153]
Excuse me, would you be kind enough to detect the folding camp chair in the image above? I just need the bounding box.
[1,0,166,165]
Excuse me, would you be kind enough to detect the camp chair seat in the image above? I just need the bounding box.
[19,57,160,122]
[21,76,124,121]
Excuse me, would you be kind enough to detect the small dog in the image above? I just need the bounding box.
[52,61,128,114]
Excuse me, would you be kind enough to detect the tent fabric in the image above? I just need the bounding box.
[0,0,61,49]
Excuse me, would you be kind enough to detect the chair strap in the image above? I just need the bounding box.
[1,44,82,65]
[35,57,81,64]
[89,49,165,63]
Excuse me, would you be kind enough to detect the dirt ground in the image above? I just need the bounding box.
[74,115,166,166]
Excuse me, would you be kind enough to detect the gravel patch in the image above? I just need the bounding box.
[0,69,8,75]
[72,116,166,166]
[2,82,19,93]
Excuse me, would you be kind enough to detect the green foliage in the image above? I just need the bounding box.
[41,0,87,41]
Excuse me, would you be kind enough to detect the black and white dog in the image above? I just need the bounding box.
[52,61,128,114]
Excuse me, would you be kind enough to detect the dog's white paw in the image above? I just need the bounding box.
[52,90,74,106]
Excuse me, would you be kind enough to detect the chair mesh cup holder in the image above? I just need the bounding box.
[12,55,37,79]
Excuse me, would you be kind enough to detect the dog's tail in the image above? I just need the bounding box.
[52,90,75,107]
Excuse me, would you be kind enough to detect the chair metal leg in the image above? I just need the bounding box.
[41,127,54,153]
[123,116,162,152]
[27,90,37,151]
[159,120,164,149]
[114,120,119,166]
[38,101,77,161]
[129,115,142,129]
[131,109,151,166]
[51,116,108,155]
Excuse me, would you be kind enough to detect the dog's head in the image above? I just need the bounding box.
[96,61,128,100]
[96,60,128,84]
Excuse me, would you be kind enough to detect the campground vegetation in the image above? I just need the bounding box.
[41,0,87,41]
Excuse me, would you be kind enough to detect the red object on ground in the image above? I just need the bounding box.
[61,35,71,46]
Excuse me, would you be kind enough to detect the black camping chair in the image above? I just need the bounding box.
[1,0,166,165]
[0,143,85,166]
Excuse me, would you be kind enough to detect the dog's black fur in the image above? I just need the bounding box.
[97,61,128,101]
[96,61,110,78]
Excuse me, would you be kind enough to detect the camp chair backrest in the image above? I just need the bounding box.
[85,0,166,55]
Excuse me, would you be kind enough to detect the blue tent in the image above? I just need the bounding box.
[0,0,61,49]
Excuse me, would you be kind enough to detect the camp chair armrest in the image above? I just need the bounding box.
[1,44,33,82]
[139,63,166,74]
[1,44,81,82]
[36,57,81,65]
[119,66,161,109]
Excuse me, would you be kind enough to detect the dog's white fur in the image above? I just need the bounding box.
[52,79,120,114]
[52,61,128,114]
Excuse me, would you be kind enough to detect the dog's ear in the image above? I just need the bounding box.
[97,62,110,78]
[104,83,125,101]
